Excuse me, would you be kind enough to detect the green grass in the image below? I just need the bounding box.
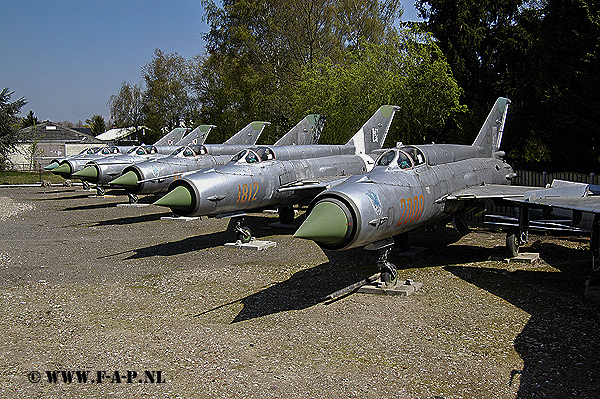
[0,170,68,185]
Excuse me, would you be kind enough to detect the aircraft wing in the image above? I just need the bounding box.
[506,196,600,214]
[440,184,539,202]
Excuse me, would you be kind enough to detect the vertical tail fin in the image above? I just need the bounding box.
[345,105,400,154]
[274,114,326,146]
[153,127,189,146]
[223,121,270,145]
[472,97,511,157]
[176,125,215,146]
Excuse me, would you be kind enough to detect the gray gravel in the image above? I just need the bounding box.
[0,186,598,398]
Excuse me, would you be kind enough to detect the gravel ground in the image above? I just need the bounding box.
[0,186,598,398]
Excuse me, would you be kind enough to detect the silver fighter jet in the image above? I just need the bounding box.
[294,98,519,283]
[153,105,399,242]
[73,122,269,196]
[49,127,191,179]
[108,115,325,203]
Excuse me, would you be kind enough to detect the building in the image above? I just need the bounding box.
[10,121,106,171]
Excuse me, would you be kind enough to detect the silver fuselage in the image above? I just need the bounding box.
[309,145,514,250]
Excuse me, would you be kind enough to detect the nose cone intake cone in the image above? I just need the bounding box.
[110,171,138,187]
[153,185,193,210]
[294,201,349,245]
[44,162,59,170]
[52,163,72,176]
[72,166,98,181]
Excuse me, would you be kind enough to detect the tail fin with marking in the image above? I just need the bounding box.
[223,121,270,145]
[472,97,511,157]
[153,127,189,146]
[345,105,400,154]
[177,125,215,146]
[274,114,326,146]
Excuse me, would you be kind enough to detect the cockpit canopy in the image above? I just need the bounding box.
[230,147,275,164]
[81,147,103,155]
[171,145,208,157]
[128,145,159,155]
[101,146,121,155]
[375,146,426,169]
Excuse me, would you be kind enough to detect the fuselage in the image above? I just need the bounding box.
[156,144,375,217]
[296,145,514,250]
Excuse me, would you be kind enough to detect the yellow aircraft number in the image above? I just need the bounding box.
[236,182,259,204]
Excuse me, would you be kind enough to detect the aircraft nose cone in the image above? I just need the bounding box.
[153,185,193,211]
[44,162,59,170]
[72,166,98,181]
[51,163,72,176]
[294,200,349,245]
[109,171,138,187]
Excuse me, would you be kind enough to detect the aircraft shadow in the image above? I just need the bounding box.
[123,215,294,259]
[61,202,123,211]
[192,249,377,323]
[94,213,170,227]
[446,255,599,396]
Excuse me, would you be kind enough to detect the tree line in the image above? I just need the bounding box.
[3,0,598,172]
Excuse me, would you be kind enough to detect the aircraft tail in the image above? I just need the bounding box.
[274,114,326,146]
[345,105,400,154]
[177,125,215,146]
[223,121,270,145]
[153,127,189,146]
[472,97,511,157]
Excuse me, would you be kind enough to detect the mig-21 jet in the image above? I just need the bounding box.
[72,122,269,197]
[152,105,399,242]
[108,115,326,203]
[293,97,523,284]
[49,127,191,180]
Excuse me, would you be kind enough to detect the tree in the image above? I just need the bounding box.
[21,110,38,128]
[0,88,27,170]
[142,49,192,140]
[85,114,106,136]
[292,29,465,146]
[198,0,405,143]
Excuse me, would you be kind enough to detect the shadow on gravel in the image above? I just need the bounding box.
[120,216,293,258]
[94,213,170,227]
[190,249,377,323]
[61,202,122,211]
[447,265,600,398]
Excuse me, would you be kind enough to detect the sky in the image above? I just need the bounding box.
[1,0,421,125]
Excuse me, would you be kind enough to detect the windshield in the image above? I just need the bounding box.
[376,150,396,166]
[375,149,413,169]
[230,149,261,164]
[101,147,119,155]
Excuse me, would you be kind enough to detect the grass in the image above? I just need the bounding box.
[0,170,68,185]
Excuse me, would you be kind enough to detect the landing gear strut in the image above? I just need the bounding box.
[82,181,90,190]
[127,193,138,204]
[506,205,529,258]
[233,218,252,243]
[96,185,106,196]
[378,247,398,286]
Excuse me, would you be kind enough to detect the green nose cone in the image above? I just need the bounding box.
[109,171,139,187]
[44,162,59,170]
[294,201,349,245]
[153,185,193,210]
[72,166,98,181]
[52,163,72,176]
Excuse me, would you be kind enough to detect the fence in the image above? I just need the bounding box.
[513,170,599,187]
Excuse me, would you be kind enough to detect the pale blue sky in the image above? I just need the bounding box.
[1,1,420,124]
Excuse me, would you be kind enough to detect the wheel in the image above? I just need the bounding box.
[506,228,519,258]
[237,226,252,243]
[381,270,399,286]
[278,207,295,225]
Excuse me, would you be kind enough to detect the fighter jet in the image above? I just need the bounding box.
[73,122,269,196]
[49,127,191,179]
[294,97,519,284]
[152,105,399,242]
[108,115,325,203]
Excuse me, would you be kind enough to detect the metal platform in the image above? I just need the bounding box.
[224,238,277,251]
[490,252,540,263]
[358,279,423,296]
[160,215,199,221]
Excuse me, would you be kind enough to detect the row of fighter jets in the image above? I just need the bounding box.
[46,99,600,284]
